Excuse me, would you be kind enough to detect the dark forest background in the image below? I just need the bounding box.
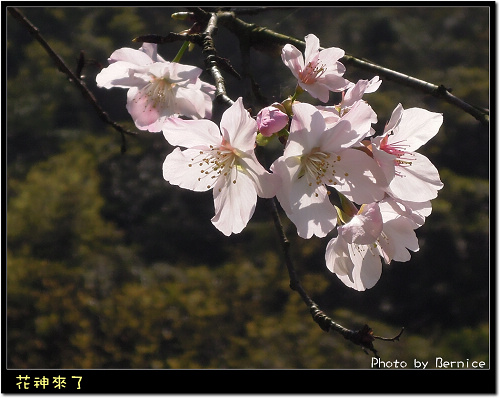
[6,6,490,369]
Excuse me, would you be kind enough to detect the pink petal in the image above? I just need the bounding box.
[281,44,304,80]
[126,87,165,132]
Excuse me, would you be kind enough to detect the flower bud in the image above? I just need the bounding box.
[256,104,289,137]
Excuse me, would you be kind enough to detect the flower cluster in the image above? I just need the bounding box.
[97,34,443,291]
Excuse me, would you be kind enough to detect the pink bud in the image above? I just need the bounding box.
[256,104,289,137]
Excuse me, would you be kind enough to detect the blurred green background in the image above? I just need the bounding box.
[6,6,489,369]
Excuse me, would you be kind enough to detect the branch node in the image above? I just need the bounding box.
[373,327,405,342]
[309,304,332,332]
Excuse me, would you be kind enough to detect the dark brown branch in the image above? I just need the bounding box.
[341,56,489,125]
[8,7,138,153]
[229,7,299,16]
[216,11,489,125]
[200,12,235,107]
[132,32,203,46]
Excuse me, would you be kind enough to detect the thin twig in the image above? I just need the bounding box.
[8,7,138,153]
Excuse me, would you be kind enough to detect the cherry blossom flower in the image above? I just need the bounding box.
[370,104,444,202]
[281,34,351,102]
[316,76,382,127]
[316,97,378,141]
[270,102,386,239]
[325,197,420,291]
[256,103,289,137]
[161,98,278,236]
[341,76,382,109]
[96,43,215,132]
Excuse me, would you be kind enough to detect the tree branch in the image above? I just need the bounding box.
[341,56,490,125]
[200,12,235,107]
[132,32,204,46]
[216,10,489,125]
[8,7,138,153]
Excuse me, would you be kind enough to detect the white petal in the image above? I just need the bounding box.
[319,72,351,92]
[378,217,419,263]
[174,86,208,118]
[109,47,154,65]
[340,202,383,245]
[298,81,331,103]
[168,62,203,83]
[288,103,326,153]
[304,34,321,64]
[378,197,428,227]
[220,98,258,152]
[96,61,148,89]
[162,147,213,192]
[371,145,397,184]
[321,102,377,151]
[328,148,387,204]
[383,103,404,134]
[392,108,443,151]
[388,152,443,201]
[340,101,378,141]
[211,170,257,236]
[345,243,383,291]
[316,106,341,128]
[325,235,352,275]
[365,76,382,93]
[270,156,298,216]
[162,118,222,148]
[288,180,337,239]
[327,237,382,291]
[239,154,279,199]
[138,43,166,63]
[342,80,371,108]
[317,47,345,72]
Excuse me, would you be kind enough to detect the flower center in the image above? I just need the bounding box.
[188,140,240,191]
[299,148,342,188]
[380,135,415,172]
[299,60,327,84]
[140,75,176,109]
